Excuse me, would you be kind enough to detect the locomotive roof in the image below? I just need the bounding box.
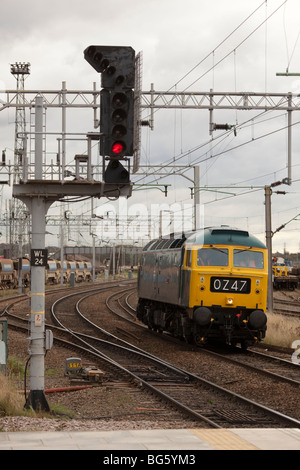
[142,226,266,251]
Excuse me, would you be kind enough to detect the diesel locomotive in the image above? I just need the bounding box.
[136,226,268,348]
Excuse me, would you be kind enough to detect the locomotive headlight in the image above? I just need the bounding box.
[226,297,234,305]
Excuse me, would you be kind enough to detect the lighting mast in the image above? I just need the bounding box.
[10,62,30,260]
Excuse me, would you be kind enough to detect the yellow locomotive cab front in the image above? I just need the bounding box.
[186,243,268,346]
[188,245,268,311]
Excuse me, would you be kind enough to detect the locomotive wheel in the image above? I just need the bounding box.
[240,340,253,350]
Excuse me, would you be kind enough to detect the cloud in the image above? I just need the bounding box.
[1,0,300,251]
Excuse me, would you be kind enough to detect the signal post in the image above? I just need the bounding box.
[13,46,136,411]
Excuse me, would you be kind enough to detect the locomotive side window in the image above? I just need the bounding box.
[197,248,228,266]
[233,250,264,269]
[186,249,192,267]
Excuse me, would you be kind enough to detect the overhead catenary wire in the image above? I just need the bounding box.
[129,112,300,224]
[92,97,297,225]
[134,94,296,187]
[283,0,300,72]
[97,1,296,242]
[143,1,277,124]
[168,0,268,92]
[139,1,290,188]
[183,0,288,91]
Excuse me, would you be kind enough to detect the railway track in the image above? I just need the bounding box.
[106,288,300,421]
[3,283,300,429]
[49,287,300,428]
[106,288,300,388]
[273,298,300,316]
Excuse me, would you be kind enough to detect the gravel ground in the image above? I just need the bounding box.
[1,286,299,432]
[1,325,200,432]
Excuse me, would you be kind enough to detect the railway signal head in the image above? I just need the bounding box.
[109,88,134,158]
[84,45,135,188]
[84,45,135,89]
[85,45,135,159]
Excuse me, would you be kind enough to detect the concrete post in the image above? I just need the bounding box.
[24,96,50,411]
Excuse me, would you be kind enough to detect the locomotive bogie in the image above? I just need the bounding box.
[137,227,268,347]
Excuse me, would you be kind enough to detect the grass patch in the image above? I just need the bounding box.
[0,373,28,417]
[0,289,20,298]
[45,368,57,377]
[7,357,26,377]
[0,372,74,420]
[264,311,300,349]
[49,403,76,418]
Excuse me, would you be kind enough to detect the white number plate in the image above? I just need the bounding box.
[210,277,251,293]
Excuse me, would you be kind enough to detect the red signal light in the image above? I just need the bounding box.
[111,142,125,155]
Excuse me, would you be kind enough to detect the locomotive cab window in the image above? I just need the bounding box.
[233,250,264,269]
[197,248,228,266]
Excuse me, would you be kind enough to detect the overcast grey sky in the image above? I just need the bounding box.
[1,0,300,252]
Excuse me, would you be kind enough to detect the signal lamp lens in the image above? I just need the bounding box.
[112,142,125,155]
[112,92,127,108]
[100,58,109,67]
[107,65,116,76]
[115,75,125,85]
[112,109,126,123]
[112,125,126,139]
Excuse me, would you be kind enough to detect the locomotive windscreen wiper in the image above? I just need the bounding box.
[234,247,252,254]
[210,245,228,254]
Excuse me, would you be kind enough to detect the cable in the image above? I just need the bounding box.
[183,0,288,91]
[143,1,273,124]
[281,0,300,73]
[137,2,290,188]
[134,96,294,187]
[168,0,267,92]
[24,356,31,401]
[58,195,93,203]
[287,29,300,72]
